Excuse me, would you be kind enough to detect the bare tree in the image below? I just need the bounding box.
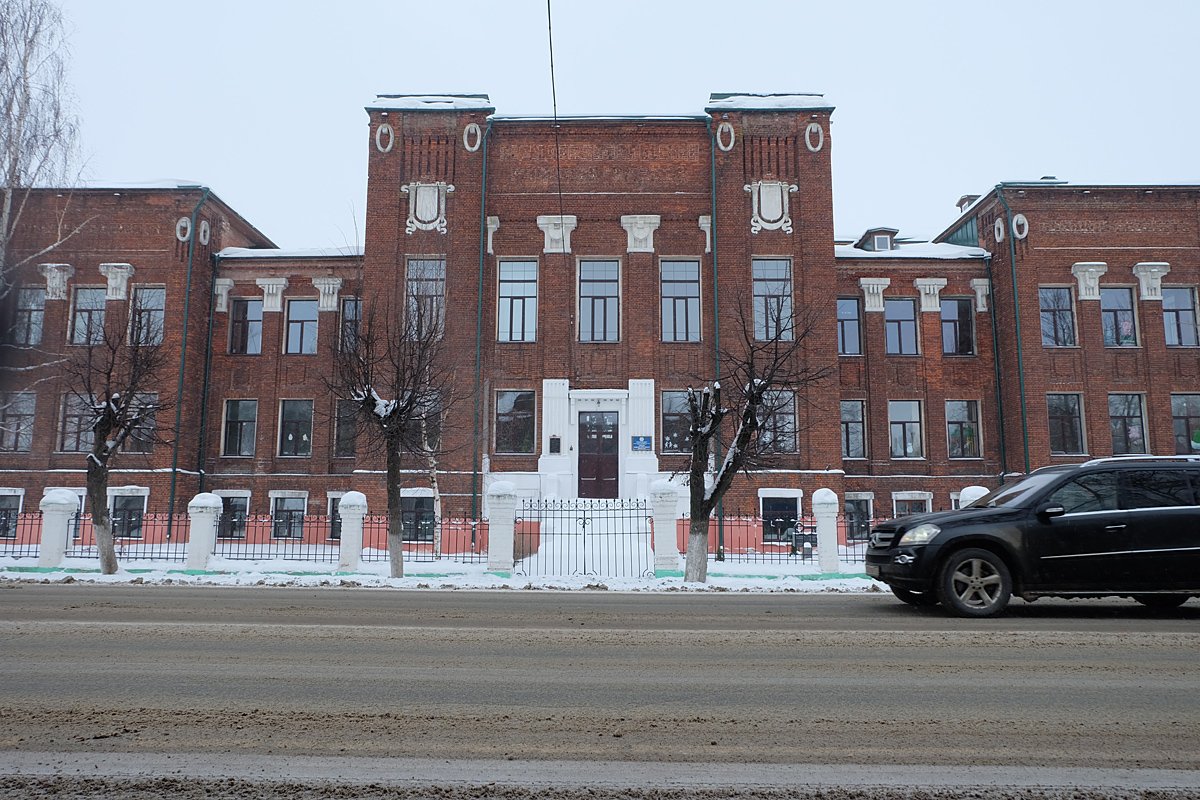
[0,0,85,300]
[60,292,169,574]
[683,300,833,582]
[329,292,455,578]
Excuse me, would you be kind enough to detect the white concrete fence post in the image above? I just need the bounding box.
[960,485,989,508]
[486,481,517,575]
[38,489,78,569]
[812,487,841,575]
[186,493,222,571]
[650,479,683,577]
[336,491,368,572]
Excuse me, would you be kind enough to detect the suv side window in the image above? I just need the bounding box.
[1119,469,1196,509]
[1046,471,1118,513]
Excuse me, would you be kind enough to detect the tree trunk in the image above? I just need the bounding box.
[386,439,405,578]
[422,415,442,559]
[86,458,118,575]
[684,516,710,583]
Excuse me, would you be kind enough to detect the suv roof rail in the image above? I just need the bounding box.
[1079,454,1200,467]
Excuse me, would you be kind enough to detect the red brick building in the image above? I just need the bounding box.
[2,93,1197,534]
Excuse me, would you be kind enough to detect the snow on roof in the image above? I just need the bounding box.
[218,245,362,260]
[836,242,989,260]
[80,179,208,190]
[366,94,493,112]
[491,115,705,123]
[706,93,834,112]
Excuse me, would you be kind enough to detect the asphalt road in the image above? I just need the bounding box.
[1,583,1198,798]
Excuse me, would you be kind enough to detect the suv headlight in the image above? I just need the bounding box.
[897,523,941,546]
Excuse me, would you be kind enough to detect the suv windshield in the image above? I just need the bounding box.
[966,469,1068,509]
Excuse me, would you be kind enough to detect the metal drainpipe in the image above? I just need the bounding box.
[707,117,724,555]
[983,254,1009,483]
[196,251,220,492]
[470,119,494,521]
[995,186,1031,474]
[166,186,211,538]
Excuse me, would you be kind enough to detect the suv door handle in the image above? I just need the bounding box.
[1105,524,1126,531]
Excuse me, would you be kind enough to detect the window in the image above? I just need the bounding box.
[1163,287,1199,347]
[844,497,872,541]
[840,400,865,459]
[407,258,446,337]
[1100,287,1137,347]
[285,299,318,354]
[59,395,93,452]
[111,494,145,539]
[498,261,537,342]
[340,297,361,352]
[946,400,980,459]
[579,260,619,342]
[223,400,257,456]
[940,298,974,355]
[272,496,306,539]
[401,496,436,542]
[1047,471,1117,514]
[837,298,861,355]
[1047,393,1085,455]
[1121,469,1194,510]
[0,392,35,452]
[218,495,248,539]
[894,497,930,517]
[884,298,918,355]
[873,233,892,251]
[278,400,313,457]
[9,287,45,345]
[494,390,535,454]
[1172,394,1200,454]
[123,393,157,454]
[661,391,692,454]
[1109,394,1146,455]
[334,399,358,458]
[230,298,263,355]
[661,260,700,342]
[1039,287,1076,347]
[760,496,798,543]
[131,287,165,345]
[757,390,796,453]
[752,258,792,341]
[888,400,923,458]
[0,494,21,538]
[70,287,106,345]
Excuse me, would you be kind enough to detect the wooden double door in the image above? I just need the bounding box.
[578,411,619,499]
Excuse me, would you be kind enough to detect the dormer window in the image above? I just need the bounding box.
[853,227,899,252]
[873,233,892,251]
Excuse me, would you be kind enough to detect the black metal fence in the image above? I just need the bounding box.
[66,512,190,561]
[213,513,340,562]
[0,511,42,559]
[515,499,653,578]
[675,513,874,565]
[361,516,487,563]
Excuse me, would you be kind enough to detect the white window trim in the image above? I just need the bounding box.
[950,491,962,510]
[283,297,320,355]
[277,398,314,458]
[873,234,891,251]
[326,490,346,516]
[269,491,308,515]
[1048,392,1088,456]
[892,491,933,517]
[888,399,926,460]
[844,492,874,525]
[946,398,984,460]
[496,258,540,344]
[0,487,25,513]
[758,487,805,514]
[659,258,704,344]
[577,257,623,343]
[220,398,258,458]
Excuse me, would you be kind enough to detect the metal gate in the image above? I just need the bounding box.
[515,498,653,578]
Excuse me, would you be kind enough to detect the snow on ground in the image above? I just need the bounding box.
[0,554,880,594]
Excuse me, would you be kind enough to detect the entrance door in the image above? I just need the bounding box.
[578,411,619,498]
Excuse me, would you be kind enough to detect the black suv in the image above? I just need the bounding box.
[865,456,1200,616]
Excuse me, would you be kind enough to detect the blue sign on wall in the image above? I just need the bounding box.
[631,436,653,452]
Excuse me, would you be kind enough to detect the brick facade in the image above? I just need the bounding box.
[1,94,1197,527]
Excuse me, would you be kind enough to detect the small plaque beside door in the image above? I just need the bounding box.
[631,436,652,452]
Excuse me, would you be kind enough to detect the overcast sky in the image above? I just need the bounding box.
[58,0,1200,249]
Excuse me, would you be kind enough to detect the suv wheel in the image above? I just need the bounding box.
[937,548,1012,617]
[891,586,939,607]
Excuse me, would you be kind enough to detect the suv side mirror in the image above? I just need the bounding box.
[1037,504,1066,521]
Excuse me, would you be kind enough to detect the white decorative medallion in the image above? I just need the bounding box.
[716,121,735,152]
[400,181,455,235]
[463,123,482,152]
[805,122,824,152]
[993,218,1005,243]
[1011,213,1029,240]
[744,180,798,234]
[175,217,192,242]
[198,219,211,245]
[375,123,394,153]
[620,215,660,253]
